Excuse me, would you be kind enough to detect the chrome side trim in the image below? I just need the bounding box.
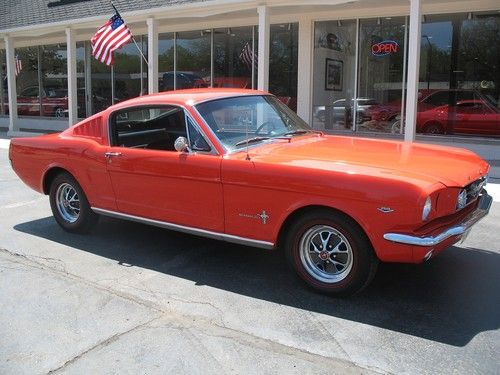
[91,207,275,250]
[384,191,492,247]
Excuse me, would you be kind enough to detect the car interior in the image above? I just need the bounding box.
[112,107,191,151]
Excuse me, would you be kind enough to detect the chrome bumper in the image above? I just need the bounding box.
[383,191,492,247]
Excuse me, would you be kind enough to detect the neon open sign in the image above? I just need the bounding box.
[371,40,399,56]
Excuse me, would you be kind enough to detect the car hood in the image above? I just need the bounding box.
[244,135,489,188]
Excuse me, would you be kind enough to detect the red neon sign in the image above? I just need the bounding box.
[371,40,399,56]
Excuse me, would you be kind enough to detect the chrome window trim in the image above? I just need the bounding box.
[191,105,229,155]
[91,207,275,250]
[184,111,218,156]
[106,103,220,156]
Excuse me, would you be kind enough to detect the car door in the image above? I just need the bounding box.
[452,101,499,136]
[105,105,224,232]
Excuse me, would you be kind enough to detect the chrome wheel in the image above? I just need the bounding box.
[54,107,65,118]
[55,182,80,223]
[299,225,353,283]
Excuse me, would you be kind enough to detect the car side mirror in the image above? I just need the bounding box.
[174,136,190,152]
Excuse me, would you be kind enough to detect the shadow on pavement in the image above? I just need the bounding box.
[14,215,500,347]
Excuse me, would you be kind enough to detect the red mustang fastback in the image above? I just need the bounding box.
[9,89,492,295]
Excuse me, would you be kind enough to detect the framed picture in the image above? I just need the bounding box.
[325,58,343,91]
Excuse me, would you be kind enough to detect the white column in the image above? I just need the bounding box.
[66,28,78,126]
[404,0,422,142]
[4,36,18,134]
[297,18,313,124]
[147,17,158,94]
[257,5,270,92]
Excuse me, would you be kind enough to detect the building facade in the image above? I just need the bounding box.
[1,0,499,141]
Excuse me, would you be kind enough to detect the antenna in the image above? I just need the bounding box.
[245,115,250,160]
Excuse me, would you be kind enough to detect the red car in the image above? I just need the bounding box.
[417,99,500,136]
[9,89,492,295]
[16,86,68,117]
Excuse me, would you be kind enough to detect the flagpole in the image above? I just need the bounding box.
[109,0,149,67]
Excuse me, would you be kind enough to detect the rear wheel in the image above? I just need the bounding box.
[49,173,98,233]
[284,209,378,296]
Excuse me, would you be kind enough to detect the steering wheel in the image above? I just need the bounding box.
[255,120,279,135]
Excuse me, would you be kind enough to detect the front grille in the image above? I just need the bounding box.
[465,176,487,205]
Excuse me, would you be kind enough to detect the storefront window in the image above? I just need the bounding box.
[213,26,256,90]
[40,43,68,118]
[90,51,112,113]
[113,36,148,102]
[76,42,87,118]
[176,30,211,88]
[416,12,500,137]
[15,47,41,117]
[357,17,406,133]
[312,20,357,130]
[270,23,298,112]
[159,32,175,91]
[0,50,7,116]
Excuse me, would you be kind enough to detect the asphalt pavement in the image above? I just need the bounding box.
[1,142,499,374]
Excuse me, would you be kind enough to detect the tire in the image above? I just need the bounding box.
[49,172,98,233]
[54,107,66,118]
[284,209,378,296]
[423,122,443,135]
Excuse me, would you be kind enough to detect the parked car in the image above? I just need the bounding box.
[391,89,500,136]
[416,99,500,136]
[9,89,492,296]
[16,86,68,117]
[314,98,381,126]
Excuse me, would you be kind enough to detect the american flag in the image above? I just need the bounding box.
[91,13,132,66]
[15,55,22,76]
[239,42,257,71]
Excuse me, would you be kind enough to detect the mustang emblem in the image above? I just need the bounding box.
[239,210,269,224]
[377,207,394,213]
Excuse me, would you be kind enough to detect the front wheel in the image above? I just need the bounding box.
[49,172,98,233]
[284,210,378,296]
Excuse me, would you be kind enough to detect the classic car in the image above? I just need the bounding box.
[416,99,500,136]
[9,89,492,296]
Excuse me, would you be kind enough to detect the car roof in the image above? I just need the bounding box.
[107,88,268,111]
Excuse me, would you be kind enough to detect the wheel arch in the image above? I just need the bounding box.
[43,166,73,194]
[276,204,374,252]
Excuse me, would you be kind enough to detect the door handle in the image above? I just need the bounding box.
[104,152,122,158]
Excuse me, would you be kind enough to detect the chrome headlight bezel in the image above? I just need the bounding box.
[422,196,432,221]
[456,189,467,211]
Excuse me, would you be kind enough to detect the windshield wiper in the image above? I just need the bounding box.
[282,129,322,136]
[235,136,270,147]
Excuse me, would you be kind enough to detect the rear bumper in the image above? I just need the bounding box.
[383,190,492,247]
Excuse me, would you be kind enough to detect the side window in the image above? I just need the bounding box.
[423,91,450,106]
[112,106,187,151]
[187,116,211,152]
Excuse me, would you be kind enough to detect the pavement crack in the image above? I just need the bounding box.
[47,316,161,374]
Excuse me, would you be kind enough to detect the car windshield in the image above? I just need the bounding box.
[195,95,313,151]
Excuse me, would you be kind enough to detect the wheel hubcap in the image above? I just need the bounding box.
[299,225,353,283]
[55,183,80,223]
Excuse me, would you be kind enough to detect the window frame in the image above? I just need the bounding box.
[108,104,217,155]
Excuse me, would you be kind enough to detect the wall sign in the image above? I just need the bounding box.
[371,40,399,56]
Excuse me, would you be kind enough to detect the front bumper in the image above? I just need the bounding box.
[383,190,492,247]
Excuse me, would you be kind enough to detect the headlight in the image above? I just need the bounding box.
[456,189,467,210]
[422,196,432,221]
